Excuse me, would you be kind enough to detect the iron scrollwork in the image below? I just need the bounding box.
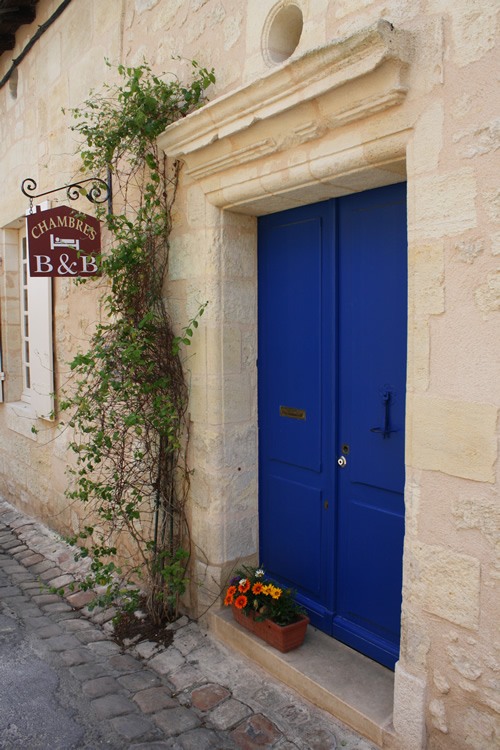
[21,176,112,210]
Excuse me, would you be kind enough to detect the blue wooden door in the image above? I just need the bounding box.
[258,183,407,669]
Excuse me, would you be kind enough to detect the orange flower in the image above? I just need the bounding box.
[224,592,234,606]
[252,582,263,595]
[238,579,250,593]
[234,595,248,609]
[227,585,237,597]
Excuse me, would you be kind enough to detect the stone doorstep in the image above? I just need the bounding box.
[210,608,396,749]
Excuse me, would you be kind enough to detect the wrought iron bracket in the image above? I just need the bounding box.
[21,174,112,213]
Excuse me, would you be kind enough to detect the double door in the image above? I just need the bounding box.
[258,183,407,668]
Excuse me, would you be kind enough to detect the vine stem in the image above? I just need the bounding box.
[60,60,215,623]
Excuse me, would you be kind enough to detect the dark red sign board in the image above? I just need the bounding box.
[27,205,101,277]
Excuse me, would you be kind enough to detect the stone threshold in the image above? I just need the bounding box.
[211,607,397,749]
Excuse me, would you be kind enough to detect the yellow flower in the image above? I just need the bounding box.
[270,586,282,599]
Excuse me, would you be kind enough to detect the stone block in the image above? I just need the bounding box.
[133,687,177,714]
[41,601,74,615]
[107,653,142,673]
[172,727,232,750]
[44,633,81,652]
[205,374,252,425]
[464,706,500,749]
[399,612,430,673]
[173,622,208,655]
[88,640,122,657]
[110,713,156,741]
[408,319,431,392]
[230,714,282,749]
[76,629,110,645]
[153,706,201,736]
[22,553,44,567]
[416,542,480,629]
[83,676,122,699]
[412,169,477,239]
[188,325,243,378]
[409,394,497,482]
[39,566,63,581]
[47,574,74,589]
[429,698,448,734]
[207,697,251,730]
[70,662,111,682]
[59,648,94,667]
[393,663,426,750]
[149,647,185,675]
[410,101,444,175]
[475,270,500,315]
[36,624,65,640]
[191,683,230,711]
[452,493,499,550]
[168,664,205,692]
[117,670,161,693]
[410,241,445,317]
[91,693,137,720]
[66,589,96,609]
[450,3,498,67]
[446,641,484,682]
[133,640,162,660]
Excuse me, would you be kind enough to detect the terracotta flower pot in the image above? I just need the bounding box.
[232,605,309,653]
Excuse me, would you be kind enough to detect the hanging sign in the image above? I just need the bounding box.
[26,205,101,277]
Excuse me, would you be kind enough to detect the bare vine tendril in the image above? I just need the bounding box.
[60,60,215,624]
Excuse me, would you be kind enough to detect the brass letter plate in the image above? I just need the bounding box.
[280,406,306,420]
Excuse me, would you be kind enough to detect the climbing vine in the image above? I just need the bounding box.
[60,60,215,624]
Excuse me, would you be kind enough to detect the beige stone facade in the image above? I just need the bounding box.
[0,1,498,748]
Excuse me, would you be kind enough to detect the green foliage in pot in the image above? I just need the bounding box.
[224,565,305,626]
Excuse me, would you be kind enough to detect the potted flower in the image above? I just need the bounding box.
[224,565,309,653]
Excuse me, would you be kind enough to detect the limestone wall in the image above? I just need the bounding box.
[0,1,498,748]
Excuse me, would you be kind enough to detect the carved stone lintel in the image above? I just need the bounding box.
[158,20,411,212]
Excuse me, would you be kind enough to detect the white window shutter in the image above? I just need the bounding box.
[27,201,54,420]
[28,276,54,419]
[0,347,5,403]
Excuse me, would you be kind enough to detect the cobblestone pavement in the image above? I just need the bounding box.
[0,498,378,750]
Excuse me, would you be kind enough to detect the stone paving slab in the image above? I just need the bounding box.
[0,497,379,749]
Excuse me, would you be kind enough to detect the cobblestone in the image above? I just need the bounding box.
[153,707,201,736]
[133,687,177,714]
[231,714,283,749]
[0,497,379,750]
[88,639,122,657]
[117,669,162,692]
[191,683,231,711]
[83,676,123,699]
[44,633,82,651]
[109,713,157,741]
[37,624,66,639]
[59,647,96,667]
[91,694,137,720]
[76,627,112,644]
